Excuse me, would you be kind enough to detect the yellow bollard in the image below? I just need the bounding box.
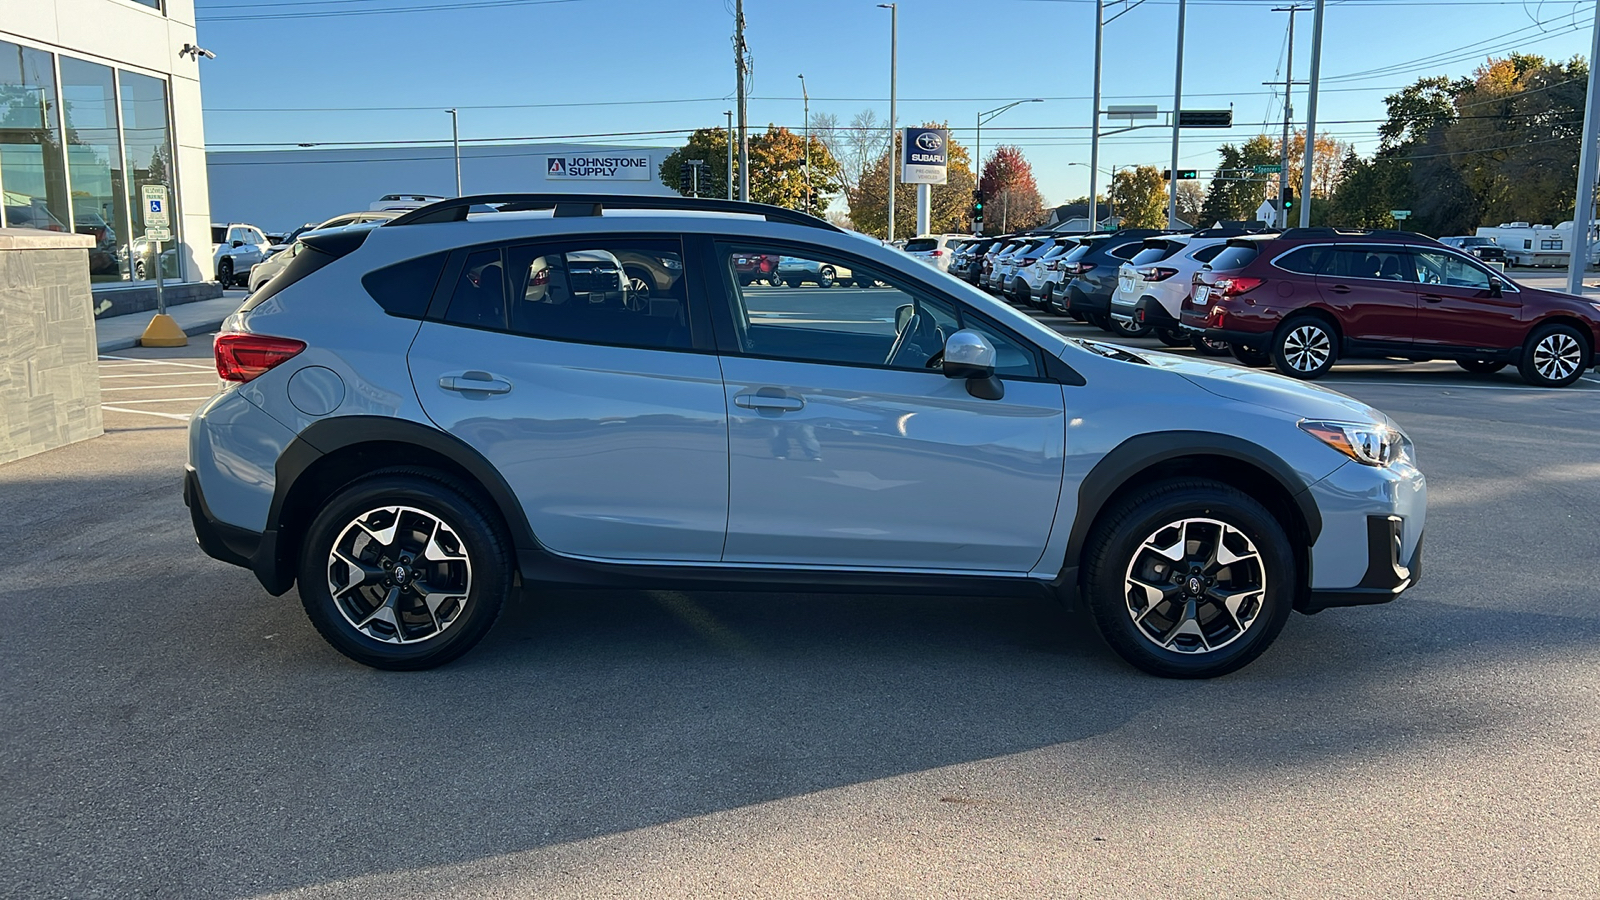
[140,313,189,348]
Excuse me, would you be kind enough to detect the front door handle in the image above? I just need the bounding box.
[1328,284,1352,295]
[1421,294,1446,303]
[734,388,805,412]
[439,371,513,395]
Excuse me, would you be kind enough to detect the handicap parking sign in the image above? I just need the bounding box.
[140,184,170,227]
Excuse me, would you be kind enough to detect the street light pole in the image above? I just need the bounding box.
[1299,0,1325,229]
[447,108,461,196]
[735,0,750,201]
[878,3,897,241]
[799,74,810,215]
[1089,0,1104,229]
[1168,0,1187,227]
[1566,0,1600,295]
[725,110,734,200]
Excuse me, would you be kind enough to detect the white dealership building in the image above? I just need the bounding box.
[207,143,679,234]
[3,0,216,309]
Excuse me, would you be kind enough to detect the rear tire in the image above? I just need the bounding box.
[1110,315,1152,338]
[1083,479,1295,679]
[296,470,511,671]
[1085,312,1111,331]
[1456,359,1507,375]
[1270,316,1338,379]
[1517,322,1590,387]
[1229,344,1272,367]
[1156,327,1189,347]
[818,267,835,288]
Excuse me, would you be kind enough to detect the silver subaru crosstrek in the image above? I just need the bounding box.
[185,194,1425,678]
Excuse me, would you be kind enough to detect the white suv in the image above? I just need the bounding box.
[211,223,272,288]
[903,234,970,272]
[1110,231,1274,352]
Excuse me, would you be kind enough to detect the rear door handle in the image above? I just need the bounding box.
[734,388,805,412]
[439,371,513,395]
[1422,294,1445,303]
[1328,284,1352,295]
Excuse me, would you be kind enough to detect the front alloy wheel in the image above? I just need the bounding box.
[1123,518,1266,655]
[1272,318,1337,379]
[1518,323,1589,387]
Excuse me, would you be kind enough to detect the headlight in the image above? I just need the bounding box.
[1298,420,1410,467]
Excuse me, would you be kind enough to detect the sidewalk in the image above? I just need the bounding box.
[95,292,244,354]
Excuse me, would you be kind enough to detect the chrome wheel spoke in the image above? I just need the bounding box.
[1535,335,1580,379]
[356,586,405,643]
[330,548,386,600]
[353,507,402,548]
[1159,598,1209,652]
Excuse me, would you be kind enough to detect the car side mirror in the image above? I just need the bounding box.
[1488,276,1504,297]
[231,240,244,248]
[895,303,915,334]
[942,329,1004,400]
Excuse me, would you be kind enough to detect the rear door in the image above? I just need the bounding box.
[1315,244,1418,343]
[407,236,730,562]
[1408,249,1521,350]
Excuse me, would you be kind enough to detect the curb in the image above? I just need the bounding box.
[96,315,229,354]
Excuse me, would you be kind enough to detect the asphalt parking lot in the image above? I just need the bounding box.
[3,312,1598,899]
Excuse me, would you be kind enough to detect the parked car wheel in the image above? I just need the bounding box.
[1039,285,1056,312]
[1110,316,1152,339]
[1085,312,1111,331]
[133,259,147,280]
[1191,334,1231,356]
[1155,328,1190,348]
[1456,359,1507,375]
[1083,479,1295,679]
[1271,316,1339,379]
[1517,322,1590,387]
[217,258,234,287]
[1229,344,1272,367]
[817,266,835,288]
[296,470,511,670]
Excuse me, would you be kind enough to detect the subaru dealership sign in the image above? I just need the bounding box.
[546,154,651,181]
[900,127,949,185]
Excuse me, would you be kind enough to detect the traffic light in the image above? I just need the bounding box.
[1162,169,1199,180]
[1282,186,1295,211]
[972,189,985,232]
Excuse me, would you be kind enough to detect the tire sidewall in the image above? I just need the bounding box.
[1271,316,1338,379]
[1085,484,1296,678]
[297,474,510,670]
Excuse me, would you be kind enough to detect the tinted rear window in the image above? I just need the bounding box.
[1061,242,1097,263]
[1275,246,1332,275]
[904,239,938,252]
[240,244,345,313]
[362,252,449,318]
[1108,241,1144,261]
[1129,241,1182,265]
[1208,244,1261,270]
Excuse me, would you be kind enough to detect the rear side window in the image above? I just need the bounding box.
[1108,241,1143,261]
[1208,243,1261,271]
[1129,241,1181,266]
[361,252,448,318]
[1274,246,1332,275]
[1061,242,1095,264]
[1326,246,1413,282]
[503,240,690,351]
[211,226,227,244]
[1191,244,1226,263]
[904,239,938,252]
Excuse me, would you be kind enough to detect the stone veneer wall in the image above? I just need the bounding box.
[0,229,104,465]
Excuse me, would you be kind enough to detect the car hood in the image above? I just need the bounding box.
[1137,349,1388,424]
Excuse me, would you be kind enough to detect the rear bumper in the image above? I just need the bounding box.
[1301,516,1423,613]
[185,466,287,594]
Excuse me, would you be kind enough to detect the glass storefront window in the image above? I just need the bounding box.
[0,40,72,235]
[60,57,130,283]
[129,0,164,9]
[120,71,178,281]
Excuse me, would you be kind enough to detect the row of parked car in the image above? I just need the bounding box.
[926,225,1599,388]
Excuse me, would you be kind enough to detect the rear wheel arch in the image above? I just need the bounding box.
[1063,435,1321,604]
[263,417,537,595]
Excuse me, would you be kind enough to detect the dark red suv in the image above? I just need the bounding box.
[1180,228,1600,387]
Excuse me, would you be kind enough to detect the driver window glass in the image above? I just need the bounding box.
[500,240,690,350]
[719,245,1039,377]
[1412,251,1492,290]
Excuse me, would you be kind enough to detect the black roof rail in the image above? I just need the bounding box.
[384,192,844,232]
[1194,226,1277,238]
[1279,226,1441,244]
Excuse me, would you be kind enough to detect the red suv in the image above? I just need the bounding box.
[1180,228,1600,387]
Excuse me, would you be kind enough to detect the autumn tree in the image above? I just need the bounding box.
[849,121,976,239]
[1109,166,1168,229]
[662,125,840,214]
[978,145,1045,232]
[1200,135,1278,224]
[1175,180,1206,225]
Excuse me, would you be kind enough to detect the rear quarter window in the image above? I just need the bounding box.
[1108,241,1143,261]
[1129,242,1181,265]
[1208,244,1261,270]
[1274,246,1332,275]
[361,252,449,318]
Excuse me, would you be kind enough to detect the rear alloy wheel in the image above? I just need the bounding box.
[1518,323,1590,387]
[1156,327,1189,348]
[1084,480,1294,678]
[1456,359,1507,375]
[817,266,835,288]
[624,269,652,310]
[1192,334,1231,356]
[1229,344,1272,367]
[298,471,511,670]
[1110,315,1152,338]
[1271,317,1338,379]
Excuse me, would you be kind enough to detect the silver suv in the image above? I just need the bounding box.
[185,194,1426,678]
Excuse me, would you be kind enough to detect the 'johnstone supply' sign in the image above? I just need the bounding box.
[900,127,949,185]
[546,155,652,181]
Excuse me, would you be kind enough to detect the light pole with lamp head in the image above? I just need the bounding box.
[446,108,461,196]
[975,99,1043,234]
[798,74,810,215]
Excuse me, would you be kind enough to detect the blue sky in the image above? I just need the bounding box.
[194,0,1596,204]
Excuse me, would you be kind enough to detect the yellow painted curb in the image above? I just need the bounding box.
[140,313,189,348]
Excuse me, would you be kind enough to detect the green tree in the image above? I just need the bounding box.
[1200,135,1278,224]
[1109,166,1167,229]
[849,122,977,238]
[660,125,840,214]
[659,127,732,200]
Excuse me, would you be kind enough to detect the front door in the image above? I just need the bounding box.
[1315,245,1418,344]
[1408,249,1522,350]
[710,243,1066,573]
[408,237,729,562]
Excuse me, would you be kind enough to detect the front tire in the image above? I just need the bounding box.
[1271,316,1338,379]
[1083,479,1295,679]
[1456,359,1507,375]
[1517,322,1589,387]
[296,470,512,670]
[817,266,835,288]
[217,258,234,288]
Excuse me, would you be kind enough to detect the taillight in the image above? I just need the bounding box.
[1070,262,1097,276]
[1140,266,1180,282]
[930,249,944,256]
[1213,276,1264,297]
[214,332,307,383]
[531,267,550,286]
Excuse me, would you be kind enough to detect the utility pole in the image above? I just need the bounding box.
[725,110,734,200]
[799,74,810,215]
[879,3,898,241]
[1566,0,1600,295]
[1299,0,1325,228]
[735,0,750,202]
[1089,0,1104,230]
[1273,5,1303,229]
[447,108,461,196]
[1168,0,1187,228]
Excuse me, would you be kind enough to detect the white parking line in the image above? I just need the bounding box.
[99,383,218,392]
[101,406,191,421]
[101,396,212,405]
[98,355,215,370]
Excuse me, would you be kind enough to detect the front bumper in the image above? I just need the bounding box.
[1301,515,1423,613]
[1299,457,1427,613]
